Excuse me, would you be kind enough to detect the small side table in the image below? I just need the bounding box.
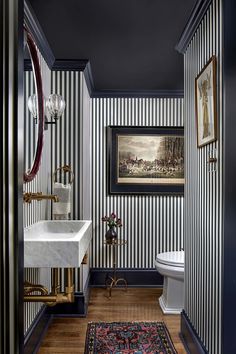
[104,238,127,297]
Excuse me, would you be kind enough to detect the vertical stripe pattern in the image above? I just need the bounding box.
[91,98,184,268]
[23,54,52,334]
[184,1,222,353]
[51,70,81,220]
[50,70,82,295]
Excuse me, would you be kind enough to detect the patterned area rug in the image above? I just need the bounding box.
[84,321,177,354]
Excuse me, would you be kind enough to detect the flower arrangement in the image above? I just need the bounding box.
[101,212,122,228]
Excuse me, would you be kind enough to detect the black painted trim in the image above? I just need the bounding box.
[83,62,95,97]
[24,306,52,354]
[175,0,212,54]
[91,89,184,98]
[24,0,55,68]
[52,59,89,71]
[90,268,163,288]
[46,291,90,317]
[24,58,32,71]
[180,311,208,354]
[222,1,236,353]
[52,59,95,96]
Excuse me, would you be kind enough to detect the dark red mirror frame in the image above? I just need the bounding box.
[23,26,44,183]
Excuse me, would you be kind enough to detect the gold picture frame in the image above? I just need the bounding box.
[195,56,217,147]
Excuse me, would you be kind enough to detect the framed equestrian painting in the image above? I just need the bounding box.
[107,126,184,195]
[195,56,217,147]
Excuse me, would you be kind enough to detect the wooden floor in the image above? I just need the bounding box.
[38,288,186,354]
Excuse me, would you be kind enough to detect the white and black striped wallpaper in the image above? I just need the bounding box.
[51,70,81,219]
[184,0,222,353]
[49,74,185,270]
[91,97,184,268]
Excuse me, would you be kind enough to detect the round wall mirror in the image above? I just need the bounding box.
[24,26,44,183]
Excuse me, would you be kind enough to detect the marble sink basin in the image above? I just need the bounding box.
[24,220,92,268]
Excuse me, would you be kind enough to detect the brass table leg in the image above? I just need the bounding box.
[106,274,127,298]
[105,241,127,297]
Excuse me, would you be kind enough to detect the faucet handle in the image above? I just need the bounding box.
[23,192,42,203]
[23,192,31,203]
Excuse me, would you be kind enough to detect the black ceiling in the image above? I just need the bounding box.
[28,0,196,92]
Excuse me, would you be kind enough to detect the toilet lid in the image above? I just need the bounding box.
[156,251,184,267]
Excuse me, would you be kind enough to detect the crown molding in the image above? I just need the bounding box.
[51,59,95,96]
[91,89,184,98]
[175,0,212,54]
[24,0,55,68]
[83,62,95,97]
[52,59,88,71]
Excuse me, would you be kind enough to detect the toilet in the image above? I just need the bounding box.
[155,250,184,314]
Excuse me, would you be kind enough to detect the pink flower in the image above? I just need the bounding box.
[101,213,122,228]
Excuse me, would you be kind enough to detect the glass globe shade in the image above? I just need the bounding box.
[46,94,66,119]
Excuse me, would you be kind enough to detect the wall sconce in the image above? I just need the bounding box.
[28,93,66,127]
[45,94,66,125]
[28,94,38,123]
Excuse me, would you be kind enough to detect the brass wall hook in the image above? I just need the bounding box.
[208,157,217,163]
[53,164,74,184]
[207,148,217,173]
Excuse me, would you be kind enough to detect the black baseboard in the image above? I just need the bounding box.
[24,306,52,354]
[90,268,163,288]
[46,290,90,317]
[180,310,208,354]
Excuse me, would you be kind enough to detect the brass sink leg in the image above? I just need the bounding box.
[24,268,75,306]
[51,268,61,294]
[65,267,74,303]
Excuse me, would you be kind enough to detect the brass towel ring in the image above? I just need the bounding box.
[53,164,74,184]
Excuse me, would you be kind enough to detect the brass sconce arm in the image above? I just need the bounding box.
[23,192,59,203]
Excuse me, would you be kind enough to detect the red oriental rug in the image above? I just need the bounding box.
[84,321,177,354]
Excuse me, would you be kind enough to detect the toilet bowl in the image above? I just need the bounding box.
[155,250,184,314]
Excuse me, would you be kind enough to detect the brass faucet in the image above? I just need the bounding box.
[23,192,59,203]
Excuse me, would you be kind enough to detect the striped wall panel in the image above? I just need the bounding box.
[51,70,81,220]
[91,98,184,268]
[184,0,222,353]
[23,55,52,334]
[51,71,86,293]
